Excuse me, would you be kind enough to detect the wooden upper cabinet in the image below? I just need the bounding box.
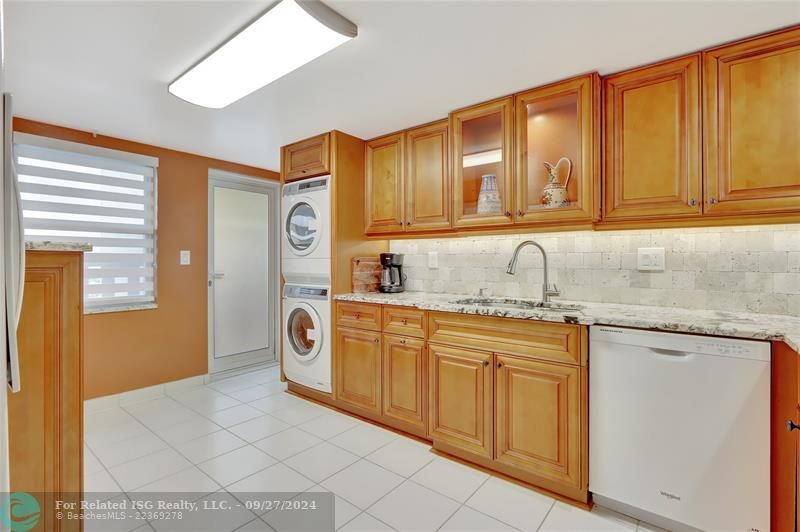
[603,55,702,220]
[382,334,427,436]
[428,343,494,459]
[366,133,405,233]
[335,327,382,414]
[703,27,800,215]
[406,120,451,232]
[515,73,600,223]
[283,133,330,182]
[495,355,582,490]
[451,97,514,228]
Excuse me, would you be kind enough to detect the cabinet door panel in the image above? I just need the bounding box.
[451,97,514,228]
[382,335,426,434]
[604,55,702,220]
[704,27,800,214]
[429,344,493,458]
[283,133,330,182]
[366,133,405,234]
[406,121,451,231]
[515,74,600,223]
[335,327,382,414]
[495,355,581,489]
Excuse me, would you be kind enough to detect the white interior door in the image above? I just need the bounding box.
[209,172,278,373]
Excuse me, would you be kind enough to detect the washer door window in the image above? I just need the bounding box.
[286,303,322,361]
[285,199,321,256]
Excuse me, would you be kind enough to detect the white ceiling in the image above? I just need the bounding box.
[4,0,799,171]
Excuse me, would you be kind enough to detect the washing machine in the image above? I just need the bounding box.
[282,283,331,393]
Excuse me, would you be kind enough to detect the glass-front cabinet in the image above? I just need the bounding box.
[451,97,514,228]
[514,73,600,223]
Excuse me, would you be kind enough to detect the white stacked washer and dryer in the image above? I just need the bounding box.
[281,175,333,393]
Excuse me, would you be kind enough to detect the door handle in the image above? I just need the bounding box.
[788,420,800,432]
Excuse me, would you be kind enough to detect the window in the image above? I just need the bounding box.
[14,133,158,312]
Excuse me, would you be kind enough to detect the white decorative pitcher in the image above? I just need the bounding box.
[477,174,501,214]
[542,157,572,208]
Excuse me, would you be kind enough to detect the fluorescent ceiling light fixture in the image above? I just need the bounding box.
[169,0,357,109]
[463,149,502,168]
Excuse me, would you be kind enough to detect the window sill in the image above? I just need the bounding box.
[84,303,158,315]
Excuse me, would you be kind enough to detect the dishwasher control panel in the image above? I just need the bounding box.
[591,326,770,362]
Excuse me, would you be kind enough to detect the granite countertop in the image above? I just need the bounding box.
[26,241,92,252]
[335,291,800,351]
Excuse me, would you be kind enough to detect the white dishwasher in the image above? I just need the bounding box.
[589,326,770,532]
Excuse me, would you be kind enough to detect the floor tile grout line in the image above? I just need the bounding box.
[88,380,604,532]
[110,398,223,491]
[535,498,557,532]
[84,378,282,529]
[433,475,492,532]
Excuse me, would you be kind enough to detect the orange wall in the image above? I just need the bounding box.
[13,118,280,399]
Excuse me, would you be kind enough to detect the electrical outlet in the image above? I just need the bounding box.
[180,250,191,265]
[428,251,438,269]
[637,247,665,271]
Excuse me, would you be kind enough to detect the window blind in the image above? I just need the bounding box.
[14,139,157,311]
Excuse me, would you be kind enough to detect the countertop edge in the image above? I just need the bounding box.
[26,241,93,252]
[334,292,800,352]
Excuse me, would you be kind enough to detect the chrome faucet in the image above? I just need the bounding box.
[506,240,560,304]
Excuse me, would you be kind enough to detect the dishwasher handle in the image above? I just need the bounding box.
[649,347,692,358]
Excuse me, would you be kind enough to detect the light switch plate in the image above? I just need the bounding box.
[428,251,438,269]
[180,250,191,265]
[637,247,665,271]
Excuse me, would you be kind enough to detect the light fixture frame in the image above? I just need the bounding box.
[168,0,357,108]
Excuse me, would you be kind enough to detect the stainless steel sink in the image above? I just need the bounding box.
[452,298,582,312]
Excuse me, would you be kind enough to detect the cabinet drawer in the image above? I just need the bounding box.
[382,306,426,338]
[428,312,583,366]
[336,302,382,331]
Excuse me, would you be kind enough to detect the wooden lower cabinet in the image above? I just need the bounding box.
[8,251,84,532]
[382,334,427,436]
[428,343,493,459]
[335,327,381,414]
[495,355,582,490]
[329,303,588,503]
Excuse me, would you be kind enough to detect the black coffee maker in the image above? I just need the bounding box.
[379,253,406,293]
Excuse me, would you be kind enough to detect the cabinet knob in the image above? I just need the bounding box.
[690,198,696,207]
[354,313,360,319]
[788,420,800,432]
[374,338,379,344]
[301,169,307,174]
[401,319,408,325]
[710,196,717,205]
[496,362,502,368]
[504,211,512,217]
[517,210,524,217]
[400,339,406,344]
[407,221,412,226]
[483,361,489,367]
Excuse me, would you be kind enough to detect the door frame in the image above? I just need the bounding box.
[207,169,280,375]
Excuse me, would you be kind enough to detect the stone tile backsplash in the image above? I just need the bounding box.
[390,224,800,316]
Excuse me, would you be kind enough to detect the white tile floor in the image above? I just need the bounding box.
[84,366,664,532]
